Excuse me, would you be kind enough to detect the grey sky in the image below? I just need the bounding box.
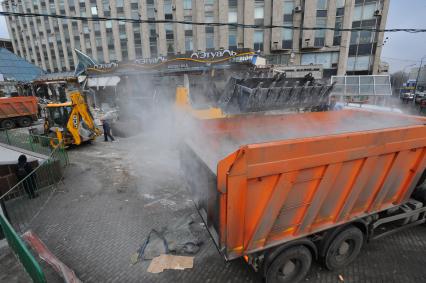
[381,0,426,73]
[0,0,425,73]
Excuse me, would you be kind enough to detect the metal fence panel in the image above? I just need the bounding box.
[0,129,69,282]
[331,75,393,97]
[0,145,68,233]
[0,129,57,156]
[0,213,47,283]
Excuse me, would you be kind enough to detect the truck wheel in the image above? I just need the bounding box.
[1,119,15,129]
[266,246,312,283]
[324,226,363,271]
[18,117,32,127]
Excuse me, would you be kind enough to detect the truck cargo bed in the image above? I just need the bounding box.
[0,96,38,119]
[180,109,426,260]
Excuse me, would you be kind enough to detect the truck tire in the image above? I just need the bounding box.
[266,246,312,283]
[18,117,32,127]
[323,226,363,271]
[1,119,15,129]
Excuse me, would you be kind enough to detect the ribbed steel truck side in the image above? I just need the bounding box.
[180,109,426,283]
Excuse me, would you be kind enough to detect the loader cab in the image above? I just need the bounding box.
[44,102,75,147]
[45,103,73,129]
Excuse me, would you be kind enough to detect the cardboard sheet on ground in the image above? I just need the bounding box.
[147,254,193,273]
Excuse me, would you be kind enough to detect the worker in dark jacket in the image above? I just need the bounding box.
[16,155,37,199]
[102,119,115,142]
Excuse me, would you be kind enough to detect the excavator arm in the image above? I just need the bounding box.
[67,90,101,145]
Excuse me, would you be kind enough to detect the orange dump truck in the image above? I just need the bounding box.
[180,109,426,283]
[0,96,38,129]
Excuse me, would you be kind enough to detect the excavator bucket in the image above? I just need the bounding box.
[218,73,334,114]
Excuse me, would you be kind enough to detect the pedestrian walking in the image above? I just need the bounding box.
[102,119,115,142]
[16,155,37,199]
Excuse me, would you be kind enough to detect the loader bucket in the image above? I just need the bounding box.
[218,74,334,114]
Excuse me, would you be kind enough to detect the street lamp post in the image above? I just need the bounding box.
[402,63,416,83]
[415,55,426,93]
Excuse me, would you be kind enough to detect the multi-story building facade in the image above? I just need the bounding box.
[2,0,389,77]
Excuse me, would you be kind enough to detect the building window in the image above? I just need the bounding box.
[229,27,237,49]
[131,0,139,10]
[301,52,339,69]
[316,0,328,10]
[167,41,175,55]
[183,0,192,10]
[228,0,238,49]
[147,0,155,20]
[205,10,214,50]
[282,29,293,49]
[149,23,157,57]
[184,16,192,31]
[353,2,378,21]
[165,23,174,39]
[359,30,373,44]
[206,34,214,50]
[185,37,193,52]
[315,18,326,47]
[254,30,264,51]
[165,23,174,55]
[282,0,294,49]
[91,6,97,15]
[283,0,294,21]
[116,0,124,8]
[164,0,173,19]
[336,0,345,16]
[228,10,238,23]
[254,1,265,20]
[315,0,328,47]
[347,55,371,71]
[333,16,343,46]
[83,25,90,34]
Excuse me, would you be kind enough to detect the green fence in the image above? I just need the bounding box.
[0,213,47,283]
[0,144,68,232]
[0,129,57,156]
[0,130,69,283]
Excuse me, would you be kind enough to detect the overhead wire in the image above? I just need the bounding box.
[1,11,426,33]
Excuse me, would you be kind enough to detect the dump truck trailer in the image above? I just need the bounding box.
[0,96,38,129]
[180,109,426,283]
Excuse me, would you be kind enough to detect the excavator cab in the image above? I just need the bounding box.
[45,90,101,147]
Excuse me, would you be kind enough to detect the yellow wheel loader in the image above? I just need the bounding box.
[44,90,101,147]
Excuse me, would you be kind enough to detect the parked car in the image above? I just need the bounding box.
[400,92,415,103]
[415,92,426,105]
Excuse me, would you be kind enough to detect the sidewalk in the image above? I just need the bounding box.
[0,244,31,283]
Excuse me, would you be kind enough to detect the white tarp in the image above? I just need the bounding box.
[87,76,121,88]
